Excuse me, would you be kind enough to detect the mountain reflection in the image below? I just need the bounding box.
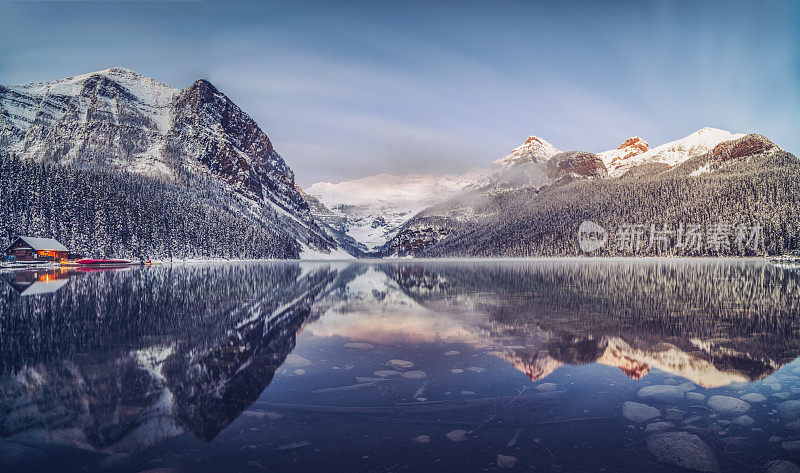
[0,259,798,454]
[383,260,800,387]
[0,264,341,451]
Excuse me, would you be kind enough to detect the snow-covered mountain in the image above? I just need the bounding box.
[303,136,566,253]
[464,135,561,191]
[491,128,747,180]
[0,67,178,174]
[306,128,758,254]
[305,171,485,252]
[379,129,795,257]
[0,67,347,258]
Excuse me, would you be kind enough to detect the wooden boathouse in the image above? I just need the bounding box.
[4,236,69,263]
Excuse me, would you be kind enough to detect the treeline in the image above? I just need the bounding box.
[397,150,800,257]
[0,152,299,260]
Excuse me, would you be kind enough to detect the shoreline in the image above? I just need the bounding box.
[3,255,796,273]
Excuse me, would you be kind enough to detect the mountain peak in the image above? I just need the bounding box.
[617,136,649,152]
[599,136,649,169]
[66,67,173,88]
[94,66,141,76]
[693,126,726,135]
[493,135,561,167]
[674,127,744,150]
[190,78,217,90]
[523,135,549,147]
[181,78,223,103]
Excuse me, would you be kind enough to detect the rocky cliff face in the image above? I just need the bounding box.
[544,151,607,179]
[710,134,782,162]
[164,79,304,214]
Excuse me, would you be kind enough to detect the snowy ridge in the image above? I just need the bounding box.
[11,67,177,105]
[378,127,767,257]
[306,134,577,252]
[308,172,486,209]
[602,127,745,177]
[2,67,178,133]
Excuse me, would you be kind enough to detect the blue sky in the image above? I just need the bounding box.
[1,0,798,186]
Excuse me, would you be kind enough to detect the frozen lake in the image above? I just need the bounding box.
[1,259,799,472]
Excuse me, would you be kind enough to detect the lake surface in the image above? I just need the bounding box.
[1,259,800,472]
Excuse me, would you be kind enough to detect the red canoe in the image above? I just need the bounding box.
[75,259,134,265]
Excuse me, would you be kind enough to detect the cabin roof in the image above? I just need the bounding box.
[10,236,68,252]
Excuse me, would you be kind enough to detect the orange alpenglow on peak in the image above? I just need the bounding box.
[523,136,547,146]
[598,136,649,169]
[617,136,649,153]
